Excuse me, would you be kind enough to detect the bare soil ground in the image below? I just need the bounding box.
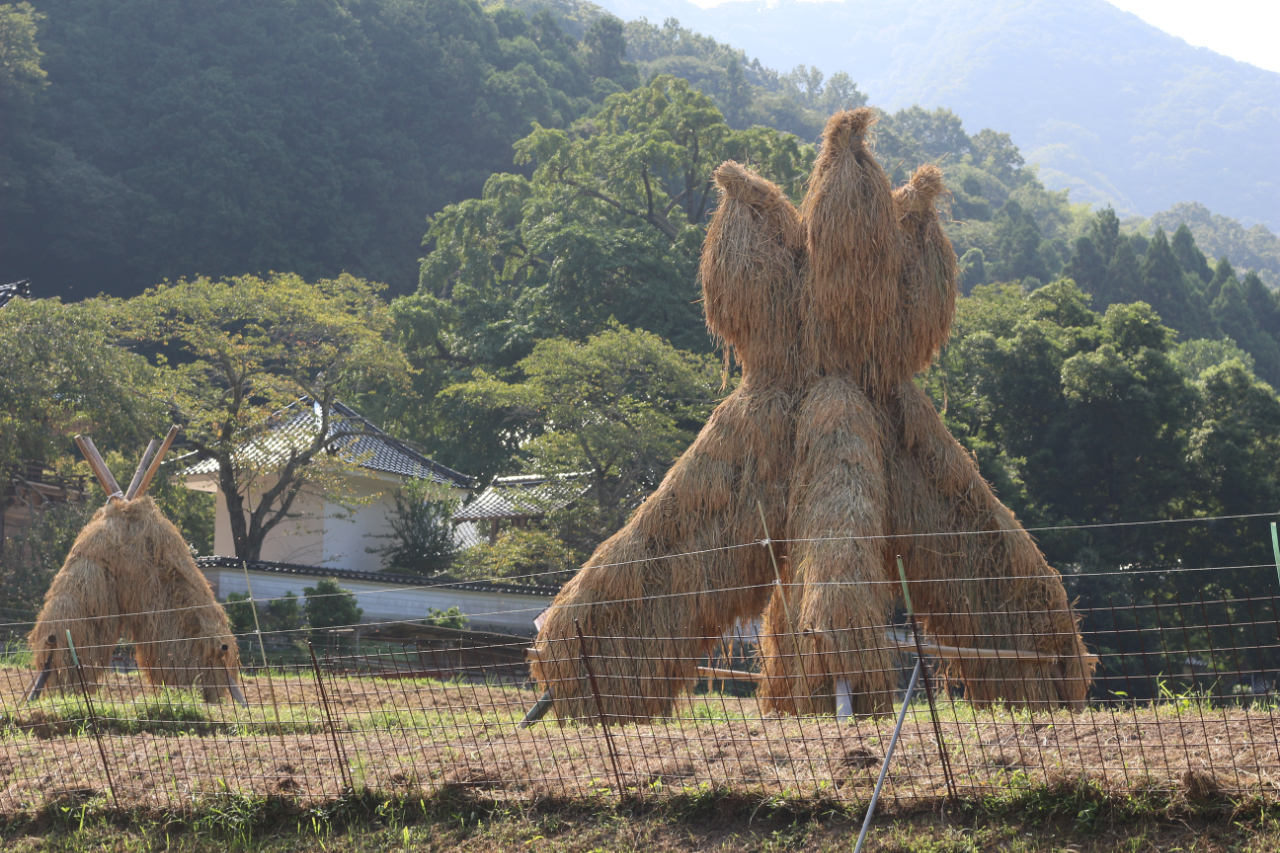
[5,664,1280,814]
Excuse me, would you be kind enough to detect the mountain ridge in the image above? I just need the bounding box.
[591,0,1280,231]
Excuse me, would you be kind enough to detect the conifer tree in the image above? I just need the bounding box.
[1211,279,1280,386]
[1207,256,1237,304]
[1171,223,1213,284]
[1064,234,1106,301]
[1099,239,1143,306]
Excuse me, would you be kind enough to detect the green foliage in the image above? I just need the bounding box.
[452,527,580,585]
[423,606,469,630]
[394,76,809,478]
[0,499,96,620]
[303,578,363,632]
[0,297,161,474]
[116,272,409,560]
[926,277,1280,604]
[0,2,47,244]
[444,322,720,549]
[3,0,638,299]
[1146,202,1280,289]
[366,481,459,576]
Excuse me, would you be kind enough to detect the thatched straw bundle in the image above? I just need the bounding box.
[892,165,957,377]
[800,109,901,391]
[27,495,242,703]
[701,160,806,385]
[886,382,1095,708]
[531,161,808,722]
[531,380,798,721]
[758,376,898,716]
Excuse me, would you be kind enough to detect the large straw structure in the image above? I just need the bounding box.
[532,109,1093,720]
[530,162,806,722]
[28,497,242,702]
[26,431,244,704]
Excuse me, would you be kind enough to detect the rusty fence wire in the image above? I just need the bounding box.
[4,587,1280,811]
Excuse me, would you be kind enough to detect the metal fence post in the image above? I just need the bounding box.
[574,620,626,799]
[308,641,353,793]
[65,630,120,810]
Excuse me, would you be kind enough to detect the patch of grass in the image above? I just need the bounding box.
[4,783,1280,853]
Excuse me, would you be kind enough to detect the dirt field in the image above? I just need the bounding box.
[5,664,1280,812]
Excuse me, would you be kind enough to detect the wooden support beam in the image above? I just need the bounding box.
[123,439,159,501]
[131,425,180,499]
[74,435,122,501]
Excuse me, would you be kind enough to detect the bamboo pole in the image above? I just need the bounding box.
[123,439,160,501]
[74,435,122,501]
[130,424,180,499]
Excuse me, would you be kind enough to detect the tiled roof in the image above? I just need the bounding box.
[0,280,29,309]
[453,473,587,522]
[195,556,562,596]
[182,400,472,488]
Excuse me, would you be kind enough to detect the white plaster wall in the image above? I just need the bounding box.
[196,470,466,571]
[210,474,325,565]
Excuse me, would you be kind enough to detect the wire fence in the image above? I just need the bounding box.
[4,585,1280,812]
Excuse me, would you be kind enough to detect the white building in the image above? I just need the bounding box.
[182,400,472,574]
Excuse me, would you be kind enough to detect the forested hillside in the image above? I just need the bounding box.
[3,0,1279,610]
[592,0,1280,232]
[2,0,639,299]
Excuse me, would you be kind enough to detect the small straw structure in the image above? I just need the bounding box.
[28,497,243,702]
[26,430,245,705]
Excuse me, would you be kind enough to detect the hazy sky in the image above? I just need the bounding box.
[1107,0,1278,72]
[687,0,1279,74]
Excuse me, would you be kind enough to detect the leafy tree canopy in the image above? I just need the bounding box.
[115,273,409,560]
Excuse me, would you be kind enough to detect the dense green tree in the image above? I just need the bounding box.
[1140,228,1215,341]
[116,273,409,561]
[1210,279,1280,387]
[443,323,720,552]
[0,297,160,475]
[0,2,47,258]
[392,77,811,479]
[303,577,363,632]
[1170,223,1213,284]
[927,277,1280,592]
[365,481,459,576]
[987,200,1050,283]
[4,0,640,299]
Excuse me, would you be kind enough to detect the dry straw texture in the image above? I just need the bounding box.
[892,164,957,377]
[759,376,897,716]
[531,380,798,722]
[28,497,241,702]
[533,109,1091,720]
[700,160,806,385]
[800,108,902,391]
[886,382,1095,707]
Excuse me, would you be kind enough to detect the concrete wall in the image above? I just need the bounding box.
[202,567,550,636]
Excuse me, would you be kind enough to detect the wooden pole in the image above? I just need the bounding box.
[123,439,159,501]
[74,435,122,501]
[130,425,180,499]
